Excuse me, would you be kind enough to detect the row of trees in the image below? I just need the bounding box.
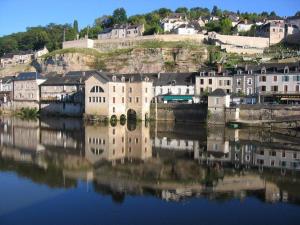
[0,6,298,56]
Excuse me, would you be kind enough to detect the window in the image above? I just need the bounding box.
[200,79,204,85]
[247,78,252,85]
[284,85,288,93]
[273,76,277,82]
[237,79,241,86]
[261,86,266,92]
[113,107,115,113]
[209,79,212,85]
[282,151,286,158]
[129,97,132,103]
[89,97,91,102]
[90,86,104,93]
[296,85,300,93]
[136,97,139,103]
[113,97,115,103]
[103,97,106,103]
[113,86,116,92]
[186,89,190,94]
[122,97,124,103]
[282,76,289,82]
[246,88,252,95]
[145,88,148,93]
[219,80,222,86]
[129,87,132,93]
[215,97,219,105]
[271,86,278,92]
[226,80,231,86]
[93,97,95,102]
[260,76,266,82]
[122,86,125,93]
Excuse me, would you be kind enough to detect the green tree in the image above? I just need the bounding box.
[175,7,188,14]
[295,11,300,17]
[73,20,79,34]
[220,18,232,35]
[112,8,127,24]
[0,37,18,55]
[211,5,222,17]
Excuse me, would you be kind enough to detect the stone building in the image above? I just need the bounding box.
[13,72,46,109]
[207,89,230,124]
[195,69,233,96]
[85,72,153,120]
[161,13,188,32]
[256,21,285,45]
[39,71,94,116]
[0,76,14,103]
[152,72,196,103]
[98,24,144,40]
[0,50,34,68]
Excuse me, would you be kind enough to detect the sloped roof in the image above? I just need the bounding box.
[15,72,43,81]
[209,88,228,97]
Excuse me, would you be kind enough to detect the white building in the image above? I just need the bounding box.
[161,13,188,33]
[174,24,197,35]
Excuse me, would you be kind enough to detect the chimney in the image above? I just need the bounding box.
[217,63,222,74]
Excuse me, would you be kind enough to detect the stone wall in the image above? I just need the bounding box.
[211,33,270,48]
[239,104,300,121]
[93,34,205,52]
[150,103,207,122]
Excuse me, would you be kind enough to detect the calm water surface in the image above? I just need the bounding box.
[0,117,300,225]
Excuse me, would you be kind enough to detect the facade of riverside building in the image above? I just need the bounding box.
[84,72,153,120]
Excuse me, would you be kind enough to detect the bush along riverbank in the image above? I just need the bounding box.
[16,108,39,120]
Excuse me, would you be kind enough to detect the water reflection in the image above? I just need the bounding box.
[0,117,300,205]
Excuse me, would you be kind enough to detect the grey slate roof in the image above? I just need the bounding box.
[15,72,43,81]
[209,89,227,97]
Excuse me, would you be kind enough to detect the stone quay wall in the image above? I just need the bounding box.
[150,103,207,122]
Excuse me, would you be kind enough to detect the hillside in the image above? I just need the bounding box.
[35,41,208,74]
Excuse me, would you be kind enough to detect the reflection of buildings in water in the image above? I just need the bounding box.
[254,148,300,170]
[85,123,152,164]
[197,126,300,171]
[153,137,199,152]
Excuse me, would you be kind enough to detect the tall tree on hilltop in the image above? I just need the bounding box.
[112,8,127,25]
[73,20,79,34]
[211,5,222,17]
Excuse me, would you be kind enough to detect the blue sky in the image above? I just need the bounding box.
[0,0,299,36]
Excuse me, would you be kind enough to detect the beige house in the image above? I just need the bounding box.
[207,89,230,124]
[256,21,285,45]
[13,72,46,109]
[85,72,153,120]
[98,24,144,40]
[195,70,232,96]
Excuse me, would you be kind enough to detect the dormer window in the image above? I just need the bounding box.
[171,80,176,86]
[130,77,134,82]
[261,67,266,74]
[144,76,149,82]
[112,75,117,82]
[248,70,253,74]
[121,76,125,82]
[284,66,289,74]
[237,70,242,75]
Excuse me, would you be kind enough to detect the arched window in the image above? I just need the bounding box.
[90,86,104,93]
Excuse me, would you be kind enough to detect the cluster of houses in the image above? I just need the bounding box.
[0,61,299,119]
[96,12,300,45]
[0,47,48,69]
